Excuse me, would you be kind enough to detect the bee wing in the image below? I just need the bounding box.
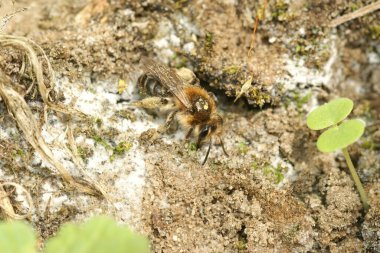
[140,58,192,110]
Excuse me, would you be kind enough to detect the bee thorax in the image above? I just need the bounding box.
[194,97,209,112]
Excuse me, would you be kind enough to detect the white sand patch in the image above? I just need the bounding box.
[24,74,162,226]
[282,38,338,91]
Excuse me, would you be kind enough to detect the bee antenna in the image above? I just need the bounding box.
[219,137,229,157]
[202,138,212,166]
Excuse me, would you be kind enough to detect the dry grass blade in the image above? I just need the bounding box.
[0,182,33,220]
[0,72,99,196]
[0,35,82,115]
[0,73,73,181]
[0,73,101,196]
[234,76,253,103]
[0,35,104,196]
[0,184,17,220]
[329,1,380,27]
[66,123,110,200]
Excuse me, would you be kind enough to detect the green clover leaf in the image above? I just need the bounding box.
[307,97,353,130]
[0,221,37,253]
[316,119,365,152]
[44,216,149,253]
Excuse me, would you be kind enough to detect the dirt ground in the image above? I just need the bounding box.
[1,0,380,252]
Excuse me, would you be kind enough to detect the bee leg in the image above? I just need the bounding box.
[219,137,229,157]
[202,138,212,166]
[158,110,178,133]
[132,97,165,109]
[185,127,194,140]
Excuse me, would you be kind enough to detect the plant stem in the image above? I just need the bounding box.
[342,147,369,211]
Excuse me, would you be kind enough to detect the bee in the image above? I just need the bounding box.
[135,58,228,165]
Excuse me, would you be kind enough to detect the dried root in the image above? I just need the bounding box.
[0,182,33,220]
[0,35,107,198]
[0,35,82,115]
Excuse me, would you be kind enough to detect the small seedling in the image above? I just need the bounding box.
[307,97,369,210]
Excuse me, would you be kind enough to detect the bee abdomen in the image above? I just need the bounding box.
[138,74,168,97]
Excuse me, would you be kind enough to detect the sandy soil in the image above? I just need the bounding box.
[1,0,380,252]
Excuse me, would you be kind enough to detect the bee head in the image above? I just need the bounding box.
[195,114,228,165]
[196,114,223,148]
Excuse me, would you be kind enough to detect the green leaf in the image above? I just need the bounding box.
[0,221,37,253]
[45,216,149,253]
[307,97,353,130]
[317,119,365,152]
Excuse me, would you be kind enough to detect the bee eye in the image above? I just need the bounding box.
[199,126,209,140]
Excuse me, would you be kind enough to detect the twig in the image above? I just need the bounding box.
[247,0,267,60]
[235,0,267,104]
[329,1,380,27]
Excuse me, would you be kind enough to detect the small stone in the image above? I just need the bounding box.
[269,37,277,43]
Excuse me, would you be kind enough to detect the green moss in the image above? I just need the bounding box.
[283,91,311,112]
[92,135,112,150]
[271,0,289,21]
[295,92,312,109]
[237,142,249,155]
[251,160,261,171]
[188,142,197,151]
[263,164,286,184]
[205,31,213,44]
[114,142,133,155]
[252,159,287,184]
[204,31,214,55]
[295,44,305,55]
[247,88,271,108]
[257,5,266,21]
[222,65,241,75]
[235,240,247,252]
[13,149,25,157]
[349,3,359,11]
[172,54,189,68]
[362,138,375,150]
[273,165,286,184]
[174,0,188,9]
[95,118,103,127]
[110,141,133,162]
[77,146,93,160]
[368,25,380,39]
[88,117,103,127]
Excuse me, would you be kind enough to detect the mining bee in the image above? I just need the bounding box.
[135,58,228,165]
